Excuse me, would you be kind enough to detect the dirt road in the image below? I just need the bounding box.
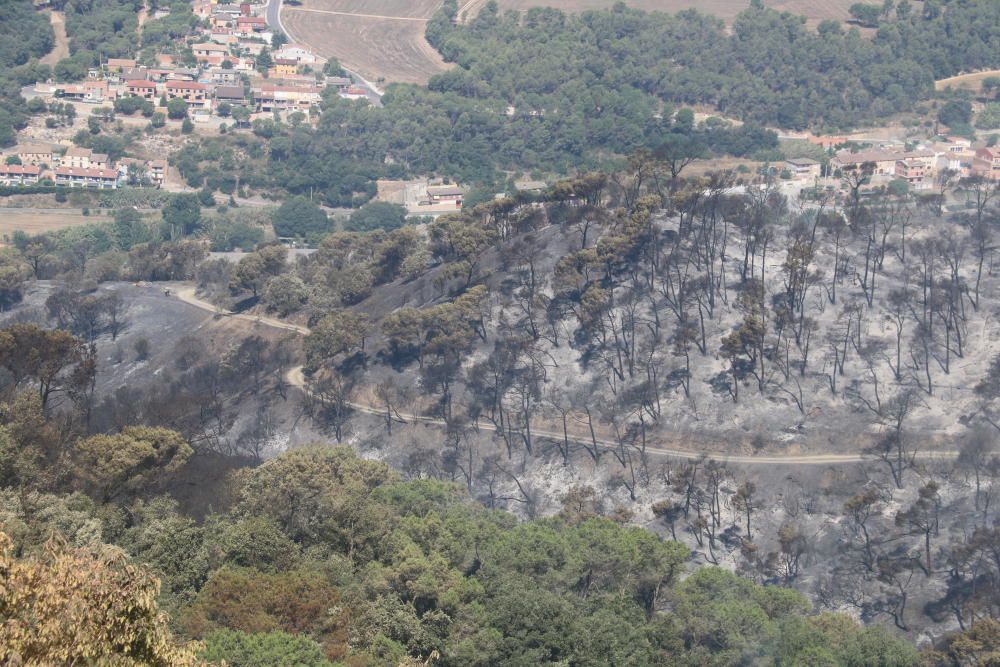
[40,11,69,67]
[175,286,959,466]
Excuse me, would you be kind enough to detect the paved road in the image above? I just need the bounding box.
[174,285,960,467]
[264,0,385,104]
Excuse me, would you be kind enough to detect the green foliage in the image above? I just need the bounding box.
[976,103,1000,130]
[939,100,973,128]
[162,193,202,238]
[167,97,188,120]
[200,630,332,667]
[346,201,408,233]
[271,196,330,239]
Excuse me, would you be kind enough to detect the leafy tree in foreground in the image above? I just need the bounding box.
[0,531,200,665]
[271,196,331,239]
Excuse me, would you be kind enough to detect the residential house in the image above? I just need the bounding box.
[106,58,137,72]
[202,68,239,86]
[16,145,54,166]
[84,80,113,103]
[274,45,318,65]
[0,164,41,186]
[125,80,158,100]
[895,159,930,188]
[215,85,248,107]
[832,150,899,177]
[784,158,822,181]
[326,76,352,90]
[808,135,847,150]
[166,81,210,108]
[426,185,467,206]
[339,86,368,101]
[236,15,267,33]
[973,147,1000,181]
[192,42,229,63]
[61,147,108,170]
[149,159,167,186]
[271,58,299,76]
[252,84,322,112]
[55,166,119,189]
[57,84,89,101]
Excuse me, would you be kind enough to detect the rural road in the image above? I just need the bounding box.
[265,0,385,101]
[174,285,960,467]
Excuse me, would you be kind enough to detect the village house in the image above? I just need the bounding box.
[192,42,230,63]
[202,68,239,86]
[895,159,931,188]
[339,86,368,101]
[271,58,299,76]
[973,147,1000,181]
[784,158,821,181]
[55,166,119,189]
[252,84,322,112]
[274,45,318,65]
[106,58,137,73]
[426,185,467,206]
[236,15,267,33]
[166,81,210,108]
[84,80,113,103]
[16,145,54,166]
[61,147,109,170]
[326,76,352,90]
[125,80,158,100]
[831,149,898,176]
[0,164,42,186]
[215,85,249,107]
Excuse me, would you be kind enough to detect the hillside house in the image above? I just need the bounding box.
[973,147,1000,181]
[215,85,248,107]
[426,185,467,206]
[253,84,322,112]
[192,43,229,62]
[16,145,54,166]
[62,147,109,170]
[55,167,119,189]
[327,76,352,90]
[339,86,368,101]
[785,158,821,180]
[274,45,318,64]
[271,59,299,76]
[832,150,898,176]
[125,80,158,100]
[166,81,210,108]
[106,58,137,73]
[0,164,41,186]
[895,159,930,188]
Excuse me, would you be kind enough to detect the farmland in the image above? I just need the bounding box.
[281,0,448,84]
[935,68,1000,93]
[284,0,858,84]
[0,208,111,239]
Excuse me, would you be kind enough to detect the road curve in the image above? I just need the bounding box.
[264,0,385,99]
[174,285,959,466]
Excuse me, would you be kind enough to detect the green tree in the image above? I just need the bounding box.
[200,630,332,667]
[347,201,408,233]
[167,97,188,120]
[162,193,202,239]
[271,196,330,239]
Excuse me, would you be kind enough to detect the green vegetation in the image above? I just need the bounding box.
[346,201,408,233]
[0,1,54,146]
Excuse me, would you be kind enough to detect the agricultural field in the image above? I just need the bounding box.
[935,69,1000,93]
[281,0,448,84]
[0,208,111,239]
[284,0,858,84]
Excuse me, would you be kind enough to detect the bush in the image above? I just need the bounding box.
[346,201,408,233]
[134,337,150,361]
[271,196,330,239]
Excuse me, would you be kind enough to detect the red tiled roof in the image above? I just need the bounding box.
[0,165,41,175]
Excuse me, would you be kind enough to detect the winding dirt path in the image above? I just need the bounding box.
[175,286,959,466]
[40,11,69,67]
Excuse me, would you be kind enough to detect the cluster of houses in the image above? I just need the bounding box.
[0,144,167,190]
[784,137,1000,190]
[34,1,366,120]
